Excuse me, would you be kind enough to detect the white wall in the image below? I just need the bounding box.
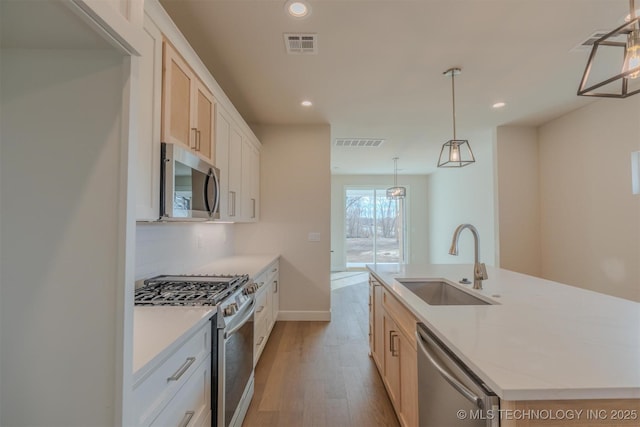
[235,125,331,321]
[330,174,429,270]
[135,223,235,280]
[495,126,541,276]
[1,48,125,426]
[538,97,640,302]
[426,130,497,266]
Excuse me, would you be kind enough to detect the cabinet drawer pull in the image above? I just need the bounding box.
[257,336,264,346]
[256,306,264,314]
[167,357,196,382]
[178,410,195,427]
[271,268,277,273]
[273,280,278,293]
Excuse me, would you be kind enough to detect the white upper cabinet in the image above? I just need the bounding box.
[138,0,260,223]
[136,13,163,221]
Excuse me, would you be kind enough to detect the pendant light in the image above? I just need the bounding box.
[578,0,640,98]
[437,68,475,168]
[387,157,406,199]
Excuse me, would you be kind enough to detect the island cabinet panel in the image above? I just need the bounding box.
[501,399,640,427]
[369,274,419,427]
[369,276,385,370]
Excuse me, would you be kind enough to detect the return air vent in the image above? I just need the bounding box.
[334,138,385,148]
[570,30,611,52]
[284,33,317,54]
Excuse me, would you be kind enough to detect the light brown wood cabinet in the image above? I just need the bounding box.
[369,275,418,427]
[162,40,215,164]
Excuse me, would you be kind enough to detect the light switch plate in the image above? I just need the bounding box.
[308,232,321,241]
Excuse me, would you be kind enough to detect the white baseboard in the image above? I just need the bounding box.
[277,310,331,321]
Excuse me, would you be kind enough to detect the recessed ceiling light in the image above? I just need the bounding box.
[301,100,313,107]
[492,102,506,109]
[285,0,311,19]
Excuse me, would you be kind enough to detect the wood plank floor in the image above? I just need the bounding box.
[242,281,400,427]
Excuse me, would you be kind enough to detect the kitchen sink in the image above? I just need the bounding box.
[397,280,493,306]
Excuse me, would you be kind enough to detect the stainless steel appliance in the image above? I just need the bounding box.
[134,274,255,427]
[216,286,255,427]
[416,323,499,427]
[160,142,220,220]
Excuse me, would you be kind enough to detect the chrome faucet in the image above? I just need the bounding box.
[449,224,488,290]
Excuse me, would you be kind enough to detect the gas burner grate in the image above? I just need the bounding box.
[134,274,249,306]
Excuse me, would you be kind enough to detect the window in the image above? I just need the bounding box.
[345,187,406,267]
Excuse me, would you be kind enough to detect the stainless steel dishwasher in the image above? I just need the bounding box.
[416,323,499,427]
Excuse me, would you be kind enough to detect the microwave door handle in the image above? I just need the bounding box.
[212,169,220,216]
[416,330,484,409]
[204,169,213,214]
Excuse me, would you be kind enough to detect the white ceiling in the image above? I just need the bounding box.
[160,0,630,174]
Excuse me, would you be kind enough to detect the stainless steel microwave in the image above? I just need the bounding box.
[160,142,220,221]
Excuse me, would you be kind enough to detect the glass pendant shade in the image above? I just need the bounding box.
[438,68,475,168]
[387,157,406,199]
[386,186,406,198]
[437,139,475,167]
[578,0,640,98]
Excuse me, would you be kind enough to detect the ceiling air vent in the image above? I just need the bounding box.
[334,138,385,148]
[284,33,318,54]
[570,30,610,52]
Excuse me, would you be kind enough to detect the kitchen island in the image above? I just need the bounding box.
[368,263,640,426]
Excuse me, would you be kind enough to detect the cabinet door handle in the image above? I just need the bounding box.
[256,306,264,314]
[251,198,256,218]
[257,336,264,346]
[273,280,278,293]
[167,357,196,382]
[229,191,236,217]
[271,268,277,273]
[196,129,201,151]
[389,331,399,357]
[190,128,197,149]
[178,411,195,427]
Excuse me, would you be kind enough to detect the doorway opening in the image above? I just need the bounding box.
[344,187,406,268]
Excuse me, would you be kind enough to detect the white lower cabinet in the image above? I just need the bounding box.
[150,355,211,427]
[134,321,211,426]
[253,259,279,366]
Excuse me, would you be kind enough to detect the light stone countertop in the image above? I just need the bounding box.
[367,263,640,401]
[133,254,279,379]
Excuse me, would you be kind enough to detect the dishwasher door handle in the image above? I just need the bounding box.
[416,330,484,409]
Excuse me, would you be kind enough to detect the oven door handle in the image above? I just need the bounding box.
[224,303,254,339]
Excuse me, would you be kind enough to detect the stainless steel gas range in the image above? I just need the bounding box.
[135,274,256,427]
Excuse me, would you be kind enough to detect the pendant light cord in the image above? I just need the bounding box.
[451,71,457,140]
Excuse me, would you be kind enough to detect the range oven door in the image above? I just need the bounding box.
[160,142,220,220]
[217,302,254,427]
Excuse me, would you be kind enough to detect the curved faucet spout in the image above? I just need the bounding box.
[449,224,488,289]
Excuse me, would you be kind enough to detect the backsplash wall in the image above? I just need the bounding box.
[135,223,235,280]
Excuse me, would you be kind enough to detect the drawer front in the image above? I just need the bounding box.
[382,289,417,349]
[265,260,279,284]
[254,287,269,322]
[134,324,211,426]
[254,317,267,366]
[150,355,211,427]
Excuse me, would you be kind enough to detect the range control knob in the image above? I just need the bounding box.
[243,283,258,295]
[223,302,238,316]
